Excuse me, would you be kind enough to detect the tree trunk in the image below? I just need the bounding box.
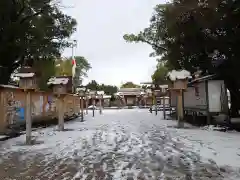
[0,67,12,85]
[226,80,240,117]
[230,90,240,117]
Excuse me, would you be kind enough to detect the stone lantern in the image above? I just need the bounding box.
[76,86,86,121]
[47,77,70,95]
[97,91,104,114]
[89,91,97,117]
[47,76,69,131]
[15,66,38,144]
[168,70,190,90]
[15,66,38,90]
[85,89,90,114]
[168,69,191,128]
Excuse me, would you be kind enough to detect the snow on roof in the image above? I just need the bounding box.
[118,88,143,92]
[89,91,96,95]
[15,73,35,78]
[116,88,145,96]
[103,95,111,99]
[47,77,69,85]
[84,94,111,99]
[116,92,143,96]
[97,91,104,95]
[140,82,152,85]
[159,84,168,89]
[168,70,191,81]
[0,84,20,89]
[145,89,152,93]
[189,74,217,84]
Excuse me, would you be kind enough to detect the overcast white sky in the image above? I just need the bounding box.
[62,0,165,86]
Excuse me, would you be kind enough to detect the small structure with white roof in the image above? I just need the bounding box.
[168,70,191,89]
[47,76,72,94]
[15,66,38,90]
[47,76,72,131]
[167,69,191,128]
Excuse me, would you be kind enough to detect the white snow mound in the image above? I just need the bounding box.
[168,70,191,81]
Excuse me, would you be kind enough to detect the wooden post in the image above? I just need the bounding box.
[0,91,6,133]
[99,97,102,114]
[25,90,32,144]
[193,112,196,124]
[169,91,172,115]
[177,89,184,128]
[205,80,211,125]
[92,99,95,117]
[80,96,84,121]
[86,95,88,114]
[163,96,166,119]
[74,97,78,116]
[58,96,64,131]
[155,96,157,115]
[79,97,81,116]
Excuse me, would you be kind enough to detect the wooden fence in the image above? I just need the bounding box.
[0,85,81,134]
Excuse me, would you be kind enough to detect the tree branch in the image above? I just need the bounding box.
[141,38,167,51]
[17,0,27,19]
[20,8,45,24]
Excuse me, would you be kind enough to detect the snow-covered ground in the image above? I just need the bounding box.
[0,109,240,179]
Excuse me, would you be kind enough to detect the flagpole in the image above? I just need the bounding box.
[72,43,74,93]
[71,40,77,94]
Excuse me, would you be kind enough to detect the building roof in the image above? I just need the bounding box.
[84,95,111,99]
[116,88,144,96]
[188,74,217,85]
[18,66,35,73]
[15,66,37,78]
[118,88,143,92]
[0,84,20,89]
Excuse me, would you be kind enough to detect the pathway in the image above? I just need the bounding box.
[0,109,239,179]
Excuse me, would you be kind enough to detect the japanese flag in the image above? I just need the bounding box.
[72,58,76,77]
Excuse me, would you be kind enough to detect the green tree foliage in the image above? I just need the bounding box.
[141,85,148,90]
[75,56,92,78]
[55,56,91,88]
[85,80,118,96]
[99,84,118,95]
[55,56,91,78]
[152,63,170,85]
[33,58,56,91]
[0,0,77,84]
[124,1,240,116]
[85,80,99,91]
[55,58,72,76]
[121,82,140,88]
